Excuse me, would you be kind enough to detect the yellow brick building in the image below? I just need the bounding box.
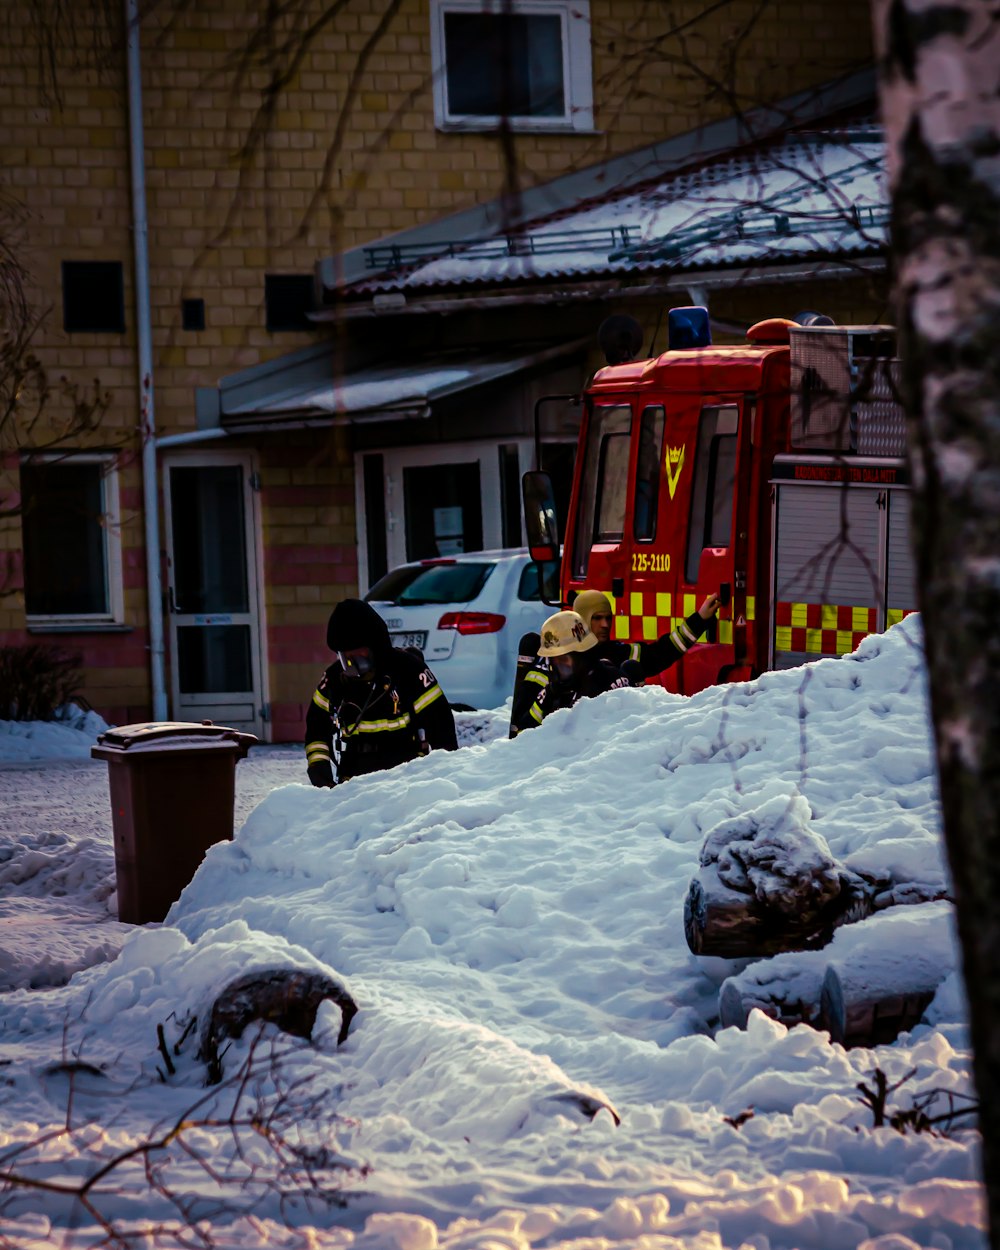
[0,0,879,738]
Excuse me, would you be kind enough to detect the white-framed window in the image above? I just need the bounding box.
[430,0,594,132]
[19,452,125,627]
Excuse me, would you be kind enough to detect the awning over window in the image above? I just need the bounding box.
[219,339,587,433]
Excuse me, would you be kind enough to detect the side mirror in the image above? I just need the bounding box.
[522,471,560,565]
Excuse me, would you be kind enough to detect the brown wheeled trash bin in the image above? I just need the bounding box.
[92,721,258,924]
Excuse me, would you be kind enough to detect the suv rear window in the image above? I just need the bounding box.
[365,566,424,602]
[379,561,495,606]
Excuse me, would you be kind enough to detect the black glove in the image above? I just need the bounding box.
[620,659,645,687]
[307,761,335,788]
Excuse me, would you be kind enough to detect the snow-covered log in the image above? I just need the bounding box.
[200,967,359,1084]
[684,790,949,958]
[683,791,875,958]
[820,904,957,1047]
[685,862,873,958]
[718,945,828,1031]
[719,902,957,1046]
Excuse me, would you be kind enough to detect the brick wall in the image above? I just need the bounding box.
[0,0,875,732]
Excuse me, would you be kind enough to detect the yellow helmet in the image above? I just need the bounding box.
[538,610,598,658]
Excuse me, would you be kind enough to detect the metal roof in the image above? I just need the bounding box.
[217,338,589,431]
[316,69,877,297]
[333,124,886,300]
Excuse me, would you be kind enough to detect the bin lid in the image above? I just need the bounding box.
[94,721,259,751]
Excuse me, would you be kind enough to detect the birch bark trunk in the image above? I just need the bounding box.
[872,1,1000,1240]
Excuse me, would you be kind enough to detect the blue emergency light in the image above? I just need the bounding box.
[667,305,711,349]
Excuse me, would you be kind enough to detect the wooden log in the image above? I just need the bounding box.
[684,863,874,958]
[200,967,358,1084]
[717,902,955,1046]
[718,954,826,1031]
[818,906,955,1047]
[820,966,936,1048]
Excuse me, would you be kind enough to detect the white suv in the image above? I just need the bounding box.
[364,549,559,710]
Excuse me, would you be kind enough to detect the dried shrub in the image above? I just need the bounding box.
[0,643,83,721]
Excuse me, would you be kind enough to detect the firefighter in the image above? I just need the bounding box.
[305,598,457,787]
[509,610,639,736]
[573,587,721,679]
[507,630,547,739]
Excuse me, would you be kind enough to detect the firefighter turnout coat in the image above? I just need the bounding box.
[508,608,709,737]
[305,600,457,785]
[594,608,711,676]
[509,653,633,736]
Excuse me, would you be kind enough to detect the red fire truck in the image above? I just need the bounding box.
[523,308,916,695]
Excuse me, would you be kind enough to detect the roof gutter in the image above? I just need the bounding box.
[312,256,886,320]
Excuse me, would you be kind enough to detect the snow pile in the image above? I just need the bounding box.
[0,616,985,1249]
[0,706,109,762]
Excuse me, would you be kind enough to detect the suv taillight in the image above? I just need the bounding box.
[438,612,506,635]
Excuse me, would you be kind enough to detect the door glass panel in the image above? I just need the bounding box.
[170,465,248,613]
[499,444,522,547]
[177,625,252,694]
[633,406,665,542]
[363,453,388,587]
[403,463,483,560]
[685,405,739,583]
[572,404,632,578]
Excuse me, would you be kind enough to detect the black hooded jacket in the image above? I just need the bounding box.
[305,599,457,786]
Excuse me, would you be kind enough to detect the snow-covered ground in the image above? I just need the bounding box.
[0,617,984,1249]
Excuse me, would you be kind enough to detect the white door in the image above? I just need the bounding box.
[163,453,267,737]
[372,442,509,582]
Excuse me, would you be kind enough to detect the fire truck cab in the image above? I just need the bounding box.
[523,308,916,696]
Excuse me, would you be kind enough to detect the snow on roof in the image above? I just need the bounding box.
[345,126,886,297]
[221,339,588,422]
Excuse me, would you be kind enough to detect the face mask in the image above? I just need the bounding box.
[341,648,375,681]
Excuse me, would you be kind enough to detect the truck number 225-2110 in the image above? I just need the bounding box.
[631,551,671,573]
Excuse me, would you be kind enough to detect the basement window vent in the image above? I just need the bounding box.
[182,298,206,331]
[265,274,316,332]
[62,261,125,333]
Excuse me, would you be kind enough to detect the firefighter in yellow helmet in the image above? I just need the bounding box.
[507,588,720,737]
[509,609,638,736]
[573,587,720,680]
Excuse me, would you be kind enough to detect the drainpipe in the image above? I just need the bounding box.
[125,0,168,720]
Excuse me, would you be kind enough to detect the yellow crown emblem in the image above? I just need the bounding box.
[665,445,685,499]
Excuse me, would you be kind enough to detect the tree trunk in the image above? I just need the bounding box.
[872,1,1000,1242]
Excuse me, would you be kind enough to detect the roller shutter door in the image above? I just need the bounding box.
[772,483,881,669]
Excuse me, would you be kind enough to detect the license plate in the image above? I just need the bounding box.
[391,631,428,650]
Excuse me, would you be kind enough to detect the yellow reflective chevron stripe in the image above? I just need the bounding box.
[306,740,331,763]
[525,669,549,687]
[529,701,544,724]
[346,712,413,736]
[628,643,641,661]
[312,689,330,712]
[668,619,698,653]
[413,685,444,713]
